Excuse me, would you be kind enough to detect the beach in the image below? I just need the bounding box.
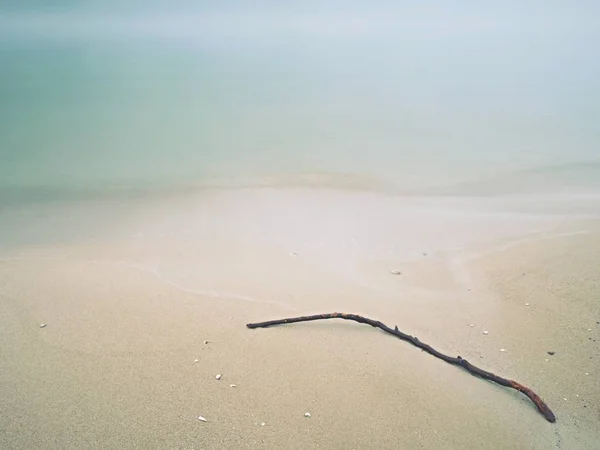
[1,186,599,449]
[2,3,600,447]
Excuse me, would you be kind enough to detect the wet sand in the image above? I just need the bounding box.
[0,187,599,449]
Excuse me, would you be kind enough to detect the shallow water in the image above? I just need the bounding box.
[1,5,599,259]
[1,5,599,198]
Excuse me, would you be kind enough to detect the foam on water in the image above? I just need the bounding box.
[0,184,597,309]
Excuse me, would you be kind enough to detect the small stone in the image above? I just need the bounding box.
[545,359,549,362]
[216,374,222,380]
[547,351,555,356]
[260,422,266,427]
[585,372,589,375]
[304,412,311,418]
[194,359,199,363]
[500,348,506,352]
[229,384,237,388]
[483,331,489,335]
[525,303,530,306]
[39,323,47,328]
[563,398,568,401]
[203,340,210,344]
[389,270,402,275]
[468,324,475,327]
[198,416,208,422]
[588,329,592,331]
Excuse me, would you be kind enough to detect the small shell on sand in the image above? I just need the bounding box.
[260,422,266,427]
[198,416,207,422]
[194,359,199,363]
[229,384,237,388]
[483,331,489,335]
[39,323,47,328]
[216,374,222,380]
[389,270,402,275]
[500,348,506,352]
[304,412,311,418]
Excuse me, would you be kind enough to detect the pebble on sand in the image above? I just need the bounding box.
[216,374,222,380]
[547,351,555,356]
[525,303,530,306]
[389,270,402,275]
[194,359,199,363]
[500,348,506,352]
[39,323,47,328]
[198,416,208,422]
[483,331,489,335]
[304,412,312,418]
[260,422,266,427]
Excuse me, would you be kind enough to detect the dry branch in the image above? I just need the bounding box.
[246,312,556,423]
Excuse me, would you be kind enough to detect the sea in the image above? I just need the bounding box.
[0,4,599,255]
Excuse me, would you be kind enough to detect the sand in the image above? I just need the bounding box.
[1,186,599,449]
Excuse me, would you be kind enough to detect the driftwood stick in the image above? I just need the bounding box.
[246,312,556,423]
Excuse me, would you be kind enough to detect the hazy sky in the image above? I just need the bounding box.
[2,1,597,107]
[1,2,598,122]
[1,1,599,42]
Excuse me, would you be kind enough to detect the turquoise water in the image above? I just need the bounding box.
[1,7,600,198]
[0,5,599,261]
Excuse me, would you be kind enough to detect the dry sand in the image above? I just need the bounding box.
[1,187,599,449]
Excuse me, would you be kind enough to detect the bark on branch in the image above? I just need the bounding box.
[246,312,556,423]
